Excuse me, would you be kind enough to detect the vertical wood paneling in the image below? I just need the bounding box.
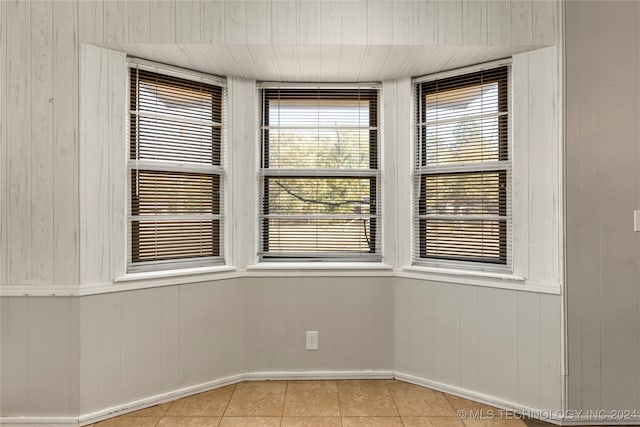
[79,296,99,414]
[540,294,561,410]
[225,0,246,44]
[433,283,461,386]
[320,1,342,45]
[127,0,150,43]
[104,0,127,43]
[3,298,28,415]
[160,285,180,390]
[462,0,487,45]
[175,0,201,43]
[517,292,541,408]
[0,0,6,286]
[79,0,104,43]
[149,0,176,43]
[1,298,8,409]
[413,1,437,45]
[30,0,54,284]
[179,282,213,385]
[335,281,362,370]
[215,280,246,377]
[382,80,398,265]
[271,0,297,45]
[251,278,289,371]
[459,285,479,391]
[109,49,127,280]
[120,290,162,402]
[80,44,109,284]
[437,0,462,45]
[97,293,121,409]
[487,0,511,45]
[52,0,79,285]
[228,77,256,268]
[246,1,271,44]
[297,1,319,45]
[27,298,71,415]
[564,2,584,408]
[596,1,639,411]
[79,45,126,284]
[300,278,338,370]
[511,51,529,279]
[394,278,412,373]
[532,0,557,46]
[341,0,366,45]
[367,1,392,45]
[565,0,601,411]
[478,288,518,400]
[392,1,413,45]
[202,0,224,43]
[527,47,558,284]
[510,0,532,46]
[367,279,394,369]
[7,0,31,284]
[410,280,435,378]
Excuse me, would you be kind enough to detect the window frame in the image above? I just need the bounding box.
[412,60,512,272]
[126,58,227,273]
[257,82,382,262]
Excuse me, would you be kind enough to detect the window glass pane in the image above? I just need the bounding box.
[421,219,506,263]
[132,220,220,262]
[259,87,380,260]
[425,82,503,166]
[266,177,372,215]
[132,170,220,215]
[422,172,505,216]
[266,218,375,254]
[128,65,225,271]
[414,66,510,267]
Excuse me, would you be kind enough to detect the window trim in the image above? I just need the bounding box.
[257,82,383,262]
[412,59,513,273]
[126,59,227,273]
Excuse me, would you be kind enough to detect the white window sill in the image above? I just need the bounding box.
[397,265,561,295]
[245,262,394,277]
[75,266,240,295]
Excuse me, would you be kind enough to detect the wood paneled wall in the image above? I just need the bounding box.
[566,0,640,413]
[0,0,560,287]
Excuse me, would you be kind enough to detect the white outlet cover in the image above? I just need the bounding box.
[306,331,319,351]
[635,210,640,232]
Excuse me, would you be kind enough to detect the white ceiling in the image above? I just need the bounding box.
[105,43,541,82]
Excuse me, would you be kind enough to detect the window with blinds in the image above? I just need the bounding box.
[414,65,510,268]
[128,61,225,272]
[258,85,381,261]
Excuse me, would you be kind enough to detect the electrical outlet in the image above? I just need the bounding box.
[635,211,640,232]
[306,331,318,350]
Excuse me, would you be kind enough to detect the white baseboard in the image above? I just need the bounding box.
[0,416,78,425]
[78,373,245,425]
[394,371,640,426]
[4,371,639,426]
[245,370,393,381]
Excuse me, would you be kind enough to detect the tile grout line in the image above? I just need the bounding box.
[336,380,343,427]
[280,380,289,426]
[219,382,238,425]
[384,379,405,426]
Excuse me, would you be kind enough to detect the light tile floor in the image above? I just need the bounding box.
[90,380,557,427]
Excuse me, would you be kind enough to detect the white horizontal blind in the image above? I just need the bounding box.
[413,65,511,269]
[258,85,381,261]
[128,62,226,272]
